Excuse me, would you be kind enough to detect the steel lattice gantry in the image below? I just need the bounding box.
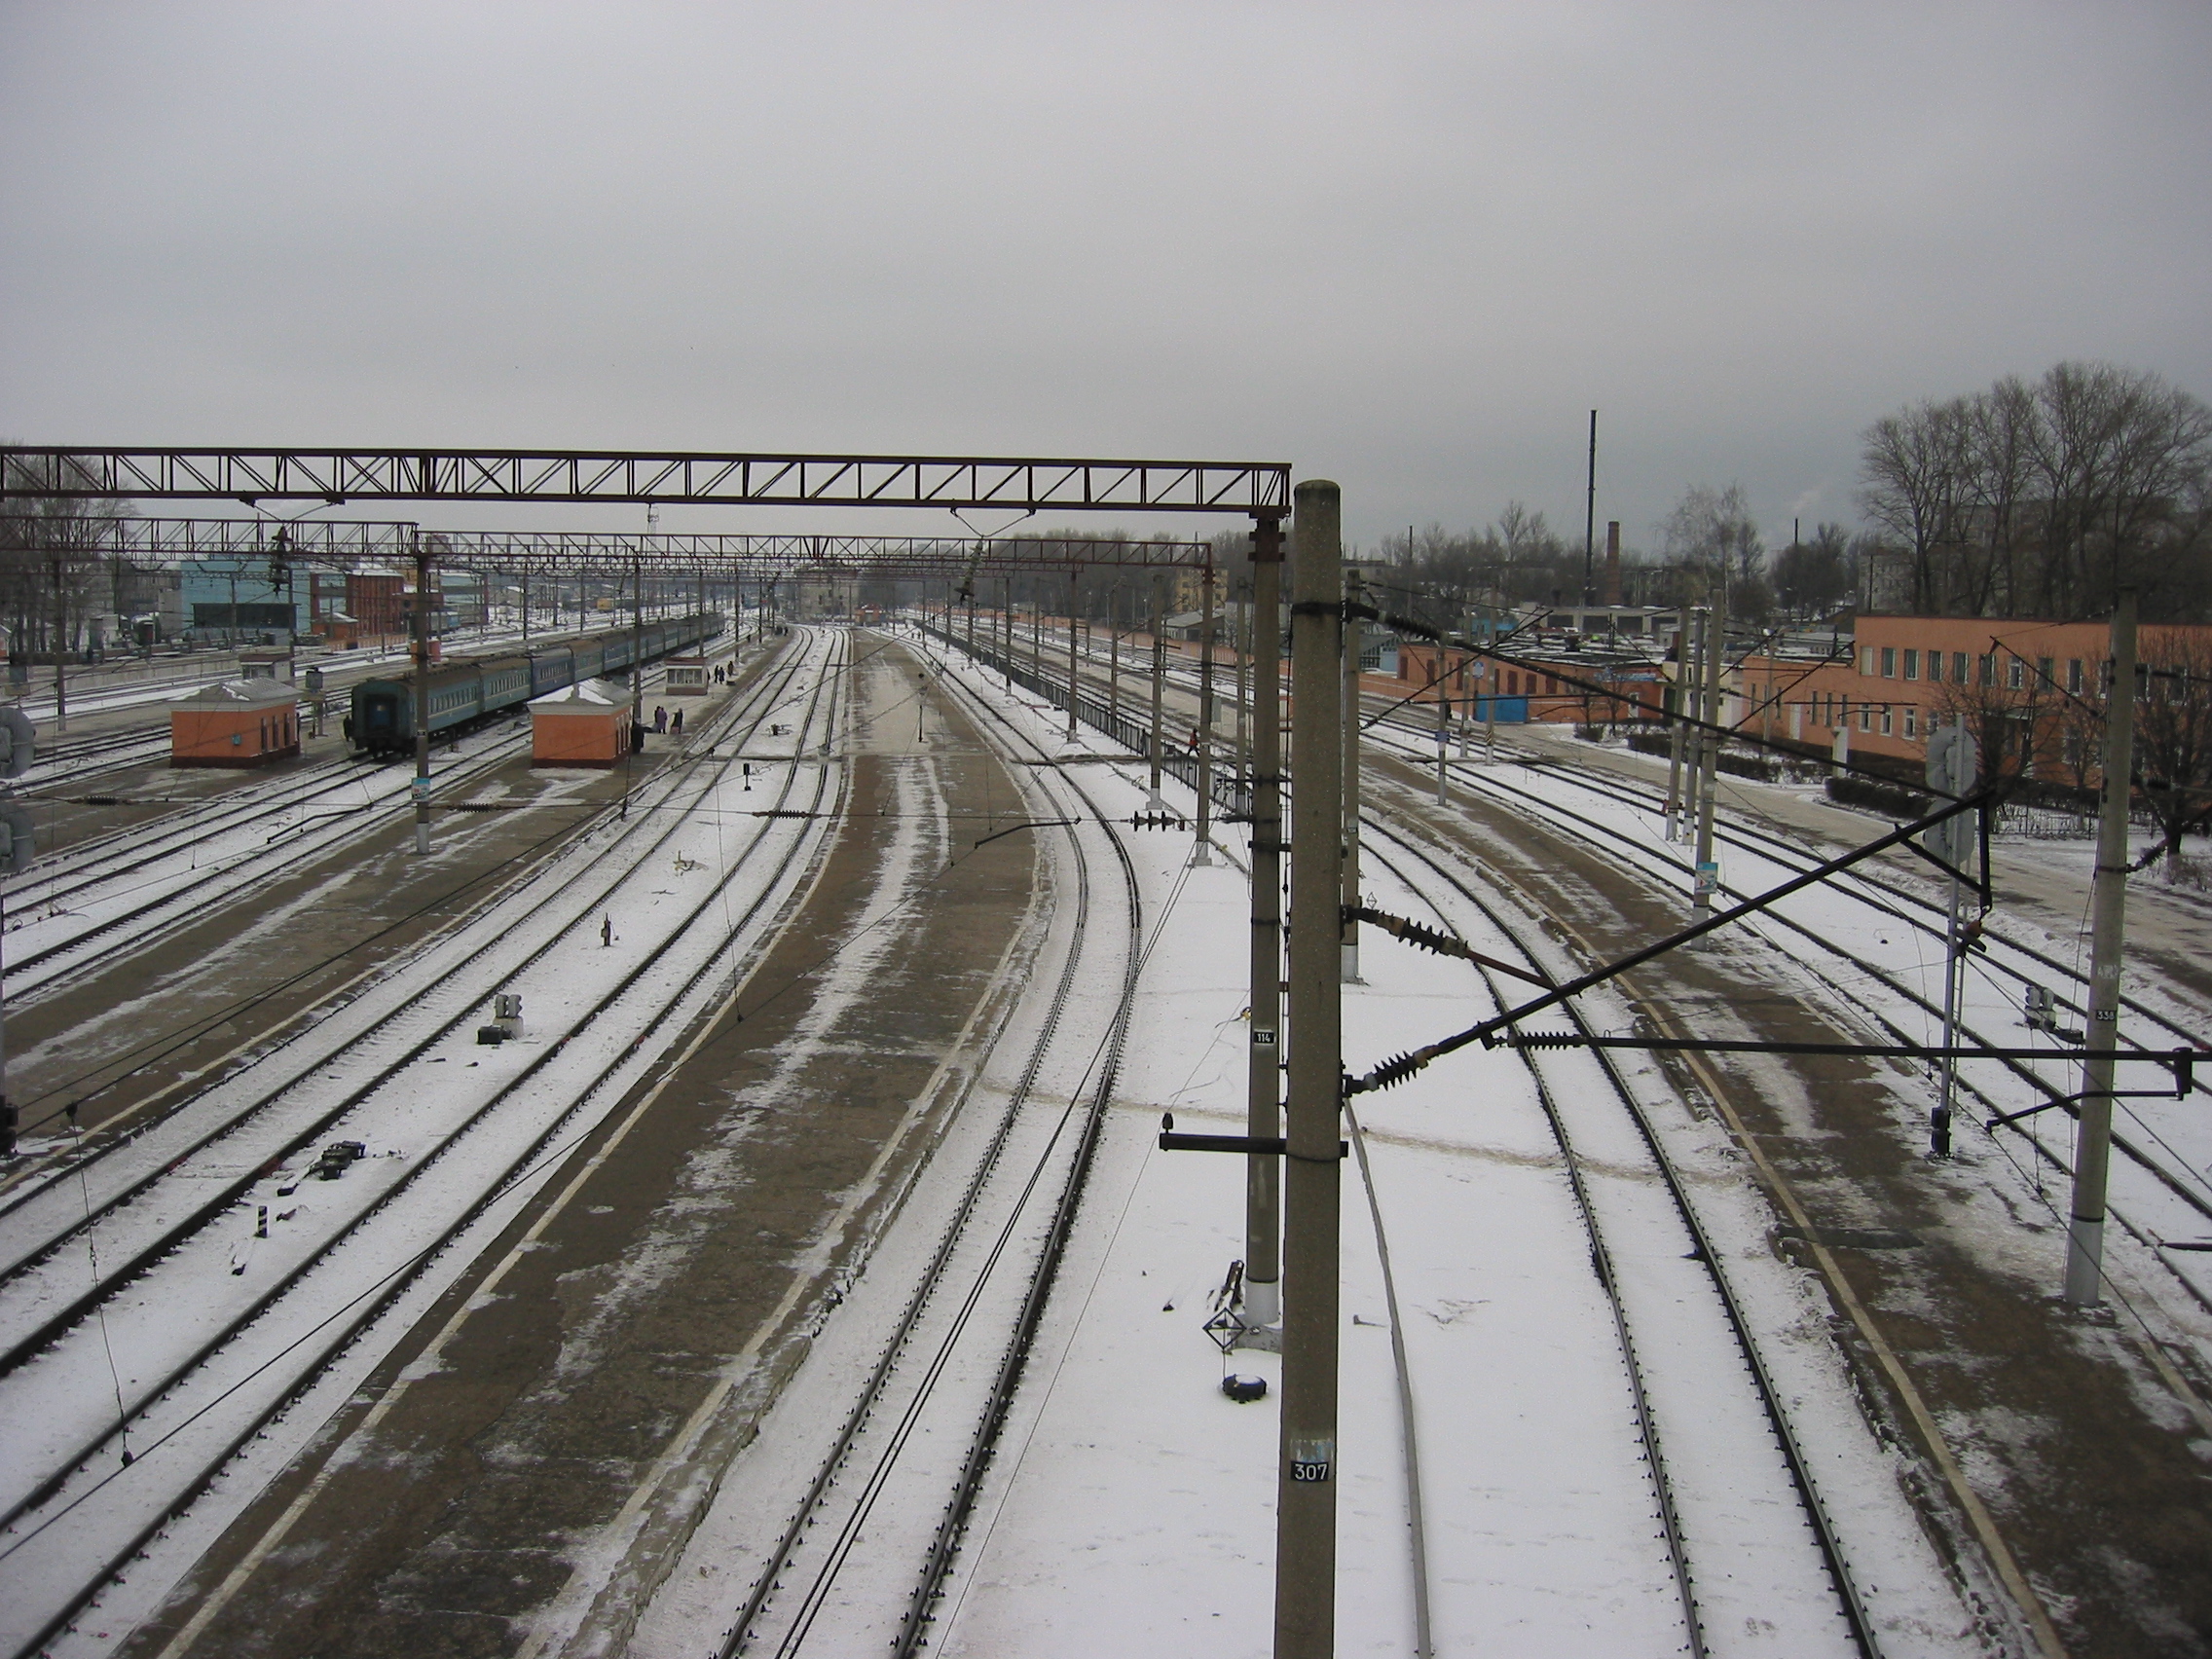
[0,447,1290,516]
[0,517,1214,579]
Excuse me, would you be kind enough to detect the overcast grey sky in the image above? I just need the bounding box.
[3,2,2207,553]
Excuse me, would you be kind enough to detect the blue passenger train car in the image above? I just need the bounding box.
[348,611,722,758]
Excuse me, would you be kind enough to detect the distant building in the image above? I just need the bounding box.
[180,557,308,640]
[1747,612,2212,781]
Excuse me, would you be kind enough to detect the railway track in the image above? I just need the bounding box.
[0,658,705,999]
[0,642,805,1253]
[1360,816,1890,1654]
[667,631,1143,1659]
[0,630,851,1658]
[1358,732,2212,1315]
[920,615,1953,1652]
[1045,621,2212,1288]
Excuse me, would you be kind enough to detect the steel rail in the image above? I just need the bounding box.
[887,644,1142,1659]
[1,627,721,988]
[712,630,1139,1658]
[1,633,852,1658]
[1363,737,2212,1329]
[1390,739,2212,1235]
[0,635,802,1250]
[1363,817,1884,1658]
[0,635,815,1336]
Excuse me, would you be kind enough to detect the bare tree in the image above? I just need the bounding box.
[1771,522,1857,618]
[0,452,131,667]
[1662,483,1768,617]
[2133,634,2212,871]
[1859,361,2212,621]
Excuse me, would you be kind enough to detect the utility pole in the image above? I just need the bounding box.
[1235,583,1251,795]
[1195,561,1216,863]
[1693,588,1727,908]
[1107,590,1121,737]
[1341,565,1363,982]
[1582,409,1599,607]
[1926,717,1978,1159]
[1066,571,1082,741]
[411,536,432,856]
[2066,588,2137,1305]
[1434,669,1451,807]
[1147,578,1166,808]
[1277,479,1344,1659]
[51,552,67,734]
[1244,521,1285,1331]
[629,542,645,765]
[1667,608,1698,841]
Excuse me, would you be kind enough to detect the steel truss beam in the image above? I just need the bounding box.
[2,447,1290,515]
[0,517,1213,576]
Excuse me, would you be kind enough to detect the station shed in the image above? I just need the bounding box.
[663,654,712,696]
[170,678,302,767]
[238,648,291,679]
[531,678,633,767]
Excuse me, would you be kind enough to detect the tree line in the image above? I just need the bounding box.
[1860,360,2212,622]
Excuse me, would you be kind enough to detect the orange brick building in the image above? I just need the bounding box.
[170,680,301,767]
[1752,614,2212,781]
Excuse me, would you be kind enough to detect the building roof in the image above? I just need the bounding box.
[531,677,626,711]
[170,678,298,706]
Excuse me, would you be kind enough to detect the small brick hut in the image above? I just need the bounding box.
[171,679,302,767]
[532,678,633,767]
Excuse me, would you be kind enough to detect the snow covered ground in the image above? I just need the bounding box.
[627,627,1993,1659]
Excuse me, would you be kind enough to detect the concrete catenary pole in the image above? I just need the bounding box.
[1693,587,1727,908]
[1927,716,1977,1160]
[2065,588,2138,1305]
[1664,612,1689,839]
[1244,519,1285,1329]
[1195,560,1216,861]
[51,552,67,735]
[411,537,433,855]
[1235,583,1251,794]
[1147,578,1166,808]
[1276,479,1344,1658]
[1107,589,1121,737]
[1434,664,1451,807]
[1066,571,1081,741]
[1341,565,1363,982]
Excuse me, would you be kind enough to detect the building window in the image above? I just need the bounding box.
[1880,707,1894,736]
[2009,658,2025,690]
[1927,651,1942,683]
[1862,646,1876,676]
[1903,648,1919,681]
[2067,659,2083,693]
[1860,705,1873,731]
[2037,656,2054,687]
[1904,706,1918,738]
[1953,651,1969,683]
[1880,646,1897,678]
[1978,653,1995,686]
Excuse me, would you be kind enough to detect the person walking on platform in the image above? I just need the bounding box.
[653,704,668,733]
[672,708,684,738]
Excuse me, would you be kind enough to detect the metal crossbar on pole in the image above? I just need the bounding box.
[3,447,1292,515]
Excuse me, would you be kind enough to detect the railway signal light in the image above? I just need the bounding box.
[0,707,34,778]
[0,802,33,872]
